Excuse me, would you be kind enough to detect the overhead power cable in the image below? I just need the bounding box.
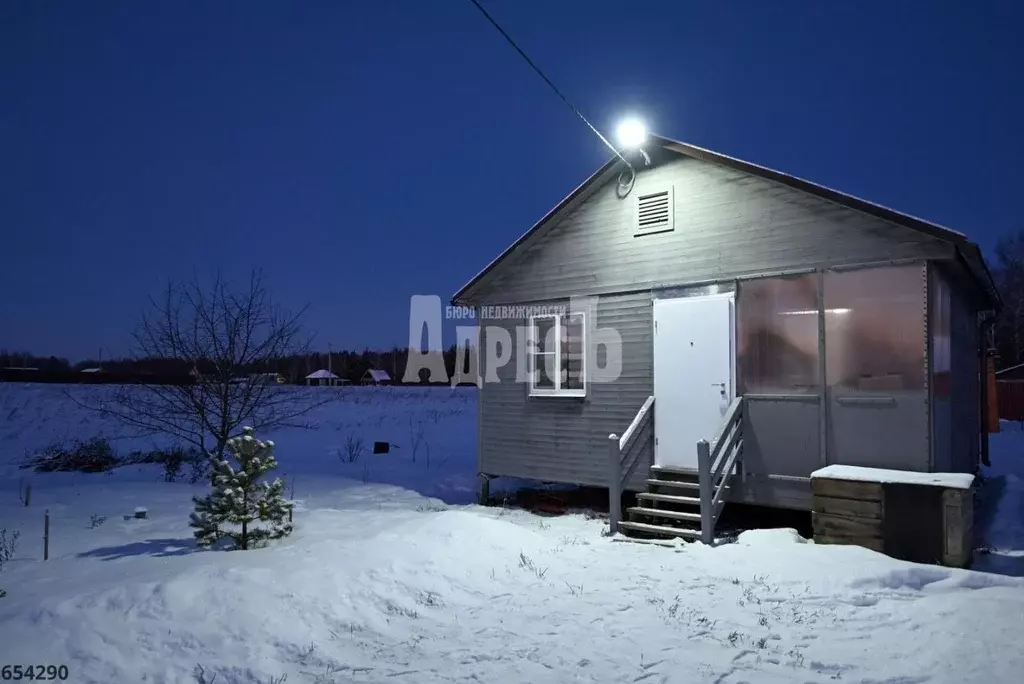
[466,0,632,169]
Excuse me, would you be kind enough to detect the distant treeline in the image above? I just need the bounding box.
[0,346,473,386]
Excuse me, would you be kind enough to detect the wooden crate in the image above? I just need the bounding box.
[811,478,884,552]
[811,470,974,568]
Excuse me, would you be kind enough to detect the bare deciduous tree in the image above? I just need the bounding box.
[993,233,1024,367]
[79,270,328,469]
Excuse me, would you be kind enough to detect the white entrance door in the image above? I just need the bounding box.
[653,293,735,470]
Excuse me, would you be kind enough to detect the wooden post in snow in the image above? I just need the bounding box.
[43,509,50,561]
[608,434,621,535]
[697,440,713,545]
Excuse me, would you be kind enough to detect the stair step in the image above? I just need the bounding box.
[650,464,698,473]
[650,464,698,476]
[628,506,702,522]
[636,492,701,506]
[618,520,702,540]
[645,478,699,490]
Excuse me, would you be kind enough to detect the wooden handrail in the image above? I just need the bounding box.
[619,395,655,452]
[620,430,651,486]
[698,396,745,544]
[607,395,655,535]
[708,397,743,460]
[711,440,741,509]
[711,420,742,481]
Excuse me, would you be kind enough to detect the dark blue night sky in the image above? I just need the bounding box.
[3,1,1022,359]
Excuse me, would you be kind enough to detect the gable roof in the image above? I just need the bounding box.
[305,369,339,379]
[363,369,391,381]
[453,134,999,310]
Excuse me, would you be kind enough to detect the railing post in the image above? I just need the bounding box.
[738,399,746,484]
[608,434,621,535]
[697,439,714,545]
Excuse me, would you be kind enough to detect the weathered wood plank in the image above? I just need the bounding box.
[813,511,882,538]
[815,534,884,552]
[810,477,883,502]
[942,488,974,568]
[813,495,883,519]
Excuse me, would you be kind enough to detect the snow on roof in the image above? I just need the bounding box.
[365,369,390,381]
[305,369,339,379]
[80,368,103,373]
[811,465,975,490]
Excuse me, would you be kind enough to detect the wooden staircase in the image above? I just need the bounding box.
[608,396,745,545]
[618,467,703,540]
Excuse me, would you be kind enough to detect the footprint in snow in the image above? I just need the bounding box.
[810,660,855,677]
[848,594,880,607]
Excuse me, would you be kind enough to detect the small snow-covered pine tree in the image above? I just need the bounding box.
[189,427,294,550]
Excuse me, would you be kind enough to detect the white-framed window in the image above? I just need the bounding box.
[527,312,586,397]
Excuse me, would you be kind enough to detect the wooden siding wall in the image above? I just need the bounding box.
[478,292,654,491]
[471,157,954,305]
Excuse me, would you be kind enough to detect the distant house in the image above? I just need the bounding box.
[996,362,1024,422]
[250,372,285,385]
[361,369,391,386]
[996,363,1024,381]
[305,369,342,386]
[80,367,103,374]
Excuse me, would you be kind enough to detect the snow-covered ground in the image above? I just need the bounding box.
[1,384,1024,683]
[974,421,1024,577]
[0,383,479,501]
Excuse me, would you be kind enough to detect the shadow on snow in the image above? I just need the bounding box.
[77,537,198,560]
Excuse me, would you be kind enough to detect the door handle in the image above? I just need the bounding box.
[711,383,725,389]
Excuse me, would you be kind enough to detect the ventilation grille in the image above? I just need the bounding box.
[636,186,674,235]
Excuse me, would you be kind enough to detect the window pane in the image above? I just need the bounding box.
[737,274,820,394]
[824,265,925,391]
[531,352,557,389]
[564,357,584,390]
[532,317,556,353]
[931,271,951,399]
[561,313,585,390]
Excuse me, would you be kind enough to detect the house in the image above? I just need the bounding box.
[305,369,342,386]
[248,372,285,385]
[361,369,391,386]
[995,362,1024,380]
[996,362,1024,421]
[452,134,1000,541]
